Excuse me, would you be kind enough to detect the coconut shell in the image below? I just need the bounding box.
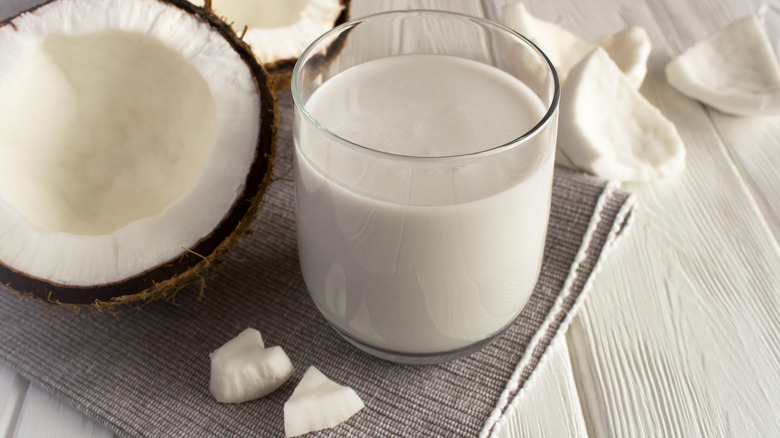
[256,0,352,92]
[0,0,277,311]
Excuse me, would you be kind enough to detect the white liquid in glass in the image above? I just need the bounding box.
[295,54,554,354]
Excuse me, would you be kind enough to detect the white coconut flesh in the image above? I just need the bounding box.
[0,0,262,288]
[284,366,364,437]
[192,0,344,64]
[665,13,780,116]
[209,328,295,404]
[210,0,312,28]
[501,2,651,88]
[0,31,216,236]
[595,27,652,90]
[558,48,686,182]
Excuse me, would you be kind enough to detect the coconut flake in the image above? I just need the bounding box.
[665,12,780,116]
[595,26,651,89]
[210,328,265,365]
[209,329,294,404]
[501,2,651,88]
[284,366,365,437]
[558,48,686,182]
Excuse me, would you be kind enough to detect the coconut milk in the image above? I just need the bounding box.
[295,54,554,354]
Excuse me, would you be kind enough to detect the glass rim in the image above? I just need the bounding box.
[291,9,560,162]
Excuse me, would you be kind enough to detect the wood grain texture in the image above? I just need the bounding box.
[550,0,780,436]
[13,385,112,438]
[710,111,780,242]
[492,334,590,438]
[0,364,28,438]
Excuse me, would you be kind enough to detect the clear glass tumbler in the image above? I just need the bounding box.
[292,10,559,364]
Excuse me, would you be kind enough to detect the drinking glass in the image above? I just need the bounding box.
[292,10,559,364]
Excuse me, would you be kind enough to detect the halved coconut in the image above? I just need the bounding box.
[0,0,276,309]
[191,0,351,91]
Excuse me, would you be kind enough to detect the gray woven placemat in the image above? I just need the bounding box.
[0,91,635,437]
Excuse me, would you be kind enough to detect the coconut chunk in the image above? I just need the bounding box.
[666,13,780,116]
[501,3,651,88]
[284,366,365,437]
[209,330,294,404]
[210,328,265,366]
[559,48,686,182]
[595,27,651,89]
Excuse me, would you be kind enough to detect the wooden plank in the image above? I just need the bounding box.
[13,385,113,438]
[0,365,28,438]
[709,113,780,242]
[542,0,780,435]
[492,335,589,438]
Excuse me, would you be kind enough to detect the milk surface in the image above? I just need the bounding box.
[295,54,554,354]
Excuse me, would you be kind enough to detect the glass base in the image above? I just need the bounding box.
[332,326,500,365]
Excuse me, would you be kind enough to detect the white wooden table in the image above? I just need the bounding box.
[3,0,780,436]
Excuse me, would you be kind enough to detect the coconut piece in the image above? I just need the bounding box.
[595,26,651,89]
[559,48,686,182]
[665,13,780,116]
[501,3,651,88]
[0,0,276,310]
[284,366,365,437]
[209,329,294,404]
[210,328,265,365]
[192,0,351,91]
